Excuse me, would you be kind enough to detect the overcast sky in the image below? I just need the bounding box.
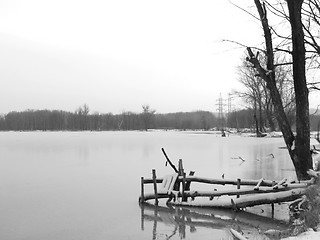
[0,0,318,114]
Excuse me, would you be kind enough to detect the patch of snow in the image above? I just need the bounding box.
[281,229,320,240]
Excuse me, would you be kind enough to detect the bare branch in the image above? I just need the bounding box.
[228,0,260,21]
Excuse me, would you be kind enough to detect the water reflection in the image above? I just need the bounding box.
[0,132,299,240]
[140,202,289,239]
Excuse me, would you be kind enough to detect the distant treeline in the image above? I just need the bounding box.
[0,108,319,131]
[0,109,218,131]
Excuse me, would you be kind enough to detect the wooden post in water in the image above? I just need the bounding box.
[237,178,241,198]
[178,159,186,201]
[140,177,145,203]
[178,159,184,176]
[182,172,186,201]
[182,171,195,202]
[152,169,158,205]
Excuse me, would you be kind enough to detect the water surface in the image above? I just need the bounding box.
[0,131,296,240]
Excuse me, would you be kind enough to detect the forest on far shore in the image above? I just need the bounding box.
[1,105,320,132]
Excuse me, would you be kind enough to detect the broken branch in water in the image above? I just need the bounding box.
[161,148,178,173]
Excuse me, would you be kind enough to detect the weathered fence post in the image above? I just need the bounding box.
[178,159,186,201]
[178,159,184,176]
[152,169,158,205]
[182,172,186,201]
[140,177,145,203]
[183,171,195,202]
[237,178,241,198]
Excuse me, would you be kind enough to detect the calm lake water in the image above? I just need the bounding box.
[0,131,297,240]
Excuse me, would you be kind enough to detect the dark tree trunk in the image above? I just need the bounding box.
[287,0,312,180]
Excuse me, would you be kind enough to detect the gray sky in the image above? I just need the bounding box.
[0,0,318,114]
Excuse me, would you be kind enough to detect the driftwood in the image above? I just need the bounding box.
[140,181,309,202]
[141,176,310,187]
[273,178,288,189]
[254,178,264,190]
[161,148,178,173]
[168,188,306,209]
[183,176,275,187]
[139,159,317,210]
[230,228,247,240]
[140,169,313,208]
[186,184,308,198]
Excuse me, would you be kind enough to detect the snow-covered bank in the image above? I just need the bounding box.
[282,228,320,240]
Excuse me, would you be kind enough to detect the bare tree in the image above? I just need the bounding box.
[237,54,295,133]
[141,105,156,131]
[246,0,312,180]
[237,58,266,134]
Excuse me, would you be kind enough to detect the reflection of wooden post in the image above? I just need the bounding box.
[152,169,158,205]
[140,204,144,231]
[152,213,157,240]
[271,179,276,213]
[140,177,145,203]
[237,179,241,198]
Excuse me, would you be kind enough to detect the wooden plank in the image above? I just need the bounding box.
[183,171,195,202]
[158,174,178,194]
[140,177,145,202]
[237,178,241,198]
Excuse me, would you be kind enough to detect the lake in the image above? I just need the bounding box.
[0,131,297,240]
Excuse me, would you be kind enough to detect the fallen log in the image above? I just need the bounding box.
[232,188,306,209]
[168,188,306,209]
[142,176,314,186]
[140,182,309,202]
[182,176,275,187]
[186,184,308,198]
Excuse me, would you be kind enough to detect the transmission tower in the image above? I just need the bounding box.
[216,93,225,130]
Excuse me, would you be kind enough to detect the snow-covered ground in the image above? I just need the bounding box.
[282,228,320,240]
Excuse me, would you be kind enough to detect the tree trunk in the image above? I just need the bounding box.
[287,0,313,180]
[258,98,264,132]
[248,0,312,180]
[266,103,275,131]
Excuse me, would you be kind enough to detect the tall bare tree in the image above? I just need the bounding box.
[246,0,312,180]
